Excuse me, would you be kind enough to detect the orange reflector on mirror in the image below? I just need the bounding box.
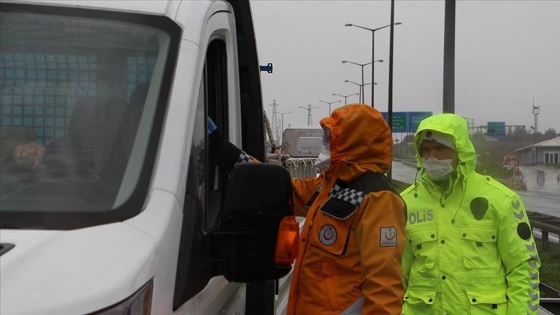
[274,216,299,265]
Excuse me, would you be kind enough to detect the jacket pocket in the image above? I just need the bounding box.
[466,288,508,315]
[408,228,438,270]
[460,227,500,269]
[402,289,436,315]
[309,210,352,256]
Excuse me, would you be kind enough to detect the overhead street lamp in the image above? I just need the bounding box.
[332,93,359,105]
[277,111,291,144]
[319,100,341,116]
[344,80,375,102]
[342,60,371,103]
[342,59,383,104]
[345,22,402,107]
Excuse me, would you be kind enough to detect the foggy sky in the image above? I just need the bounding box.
[251,0,560,137]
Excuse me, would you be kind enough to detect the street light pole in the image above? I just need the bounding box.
[443,0,455,114]
[532,104,540,165]
[332,93,359,105]
[319,100,341,116]
[345,80,375,102]
[371,59,383,104]
[345,22,401,107]
[342,60,372,103]
[277,111,291,144]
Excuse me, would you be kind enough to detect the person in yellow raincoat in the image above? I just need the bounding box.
[209,104,406,315]
[400,113,540,314]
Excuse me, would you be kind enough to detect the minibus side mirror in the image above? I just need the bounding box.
[212,163,297,282]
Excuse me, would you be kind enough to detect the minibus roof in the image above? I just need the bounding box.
[1,0,210,16]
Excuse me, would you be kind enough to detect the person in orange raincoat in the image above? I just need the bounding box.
[208,104,406,314]
[287,104,406,315]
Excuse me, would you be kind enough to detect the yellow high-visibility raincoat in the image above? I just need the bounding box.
[401,113,540,315]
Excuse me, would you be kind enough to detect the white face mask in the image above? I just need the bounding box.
[315,127,331,171]
[315,143,331,171]
[422,157,455,181]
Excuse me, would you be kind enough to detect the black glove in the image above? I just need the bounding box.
[208,118,242,172]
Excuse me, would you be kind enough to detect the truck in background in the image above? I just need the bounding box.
[0,0,298,314]
[281,127,323,159]
[267,127,322,179]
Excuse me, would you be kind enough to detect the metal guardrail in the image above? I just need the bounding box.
[267,154,318,179]
[283,158,318,179]
[541,282,560,314]
[528,212,560,251]
[530,214,560,314]
[541,299,560,315]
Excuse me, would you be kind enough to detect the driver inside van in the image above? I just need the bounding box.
[12,140,46,168]
[11,84,148,171]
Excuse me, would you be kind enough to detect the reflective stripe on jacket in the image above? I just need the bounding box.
[400,113,541,315]
[287,104,406,315]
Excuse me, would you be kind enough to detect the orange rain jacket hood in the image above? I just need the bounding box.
[287,104,406,315]
[321,103,393,175]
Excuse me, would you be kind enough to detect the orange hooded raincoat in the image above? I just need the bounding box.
[287,104,406,315]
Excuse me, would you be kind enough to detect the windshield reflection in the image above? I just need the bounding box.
[0,7,174,228]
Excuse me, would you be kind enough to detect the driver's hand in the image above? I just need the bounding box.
[13,142,47,168]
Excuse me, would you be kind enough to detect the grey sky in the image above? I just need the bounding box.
[251,0,560,135]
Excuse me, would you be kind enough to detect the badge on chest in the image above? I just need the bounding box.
[319,224,337,246]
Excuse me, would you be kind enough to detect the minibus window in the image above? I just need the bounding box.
[0,5,180,229]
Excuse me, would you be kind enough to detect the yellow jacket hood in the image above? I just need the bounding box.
[413,113,476,176]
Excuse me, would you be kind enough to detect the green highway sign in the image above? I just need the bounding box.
[382,111,433,133]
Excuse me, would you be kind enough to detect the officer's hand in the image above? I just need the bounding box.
[13,142,47,168]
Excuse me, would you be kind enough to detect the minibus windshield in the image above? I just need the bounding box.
[0,4,179,229]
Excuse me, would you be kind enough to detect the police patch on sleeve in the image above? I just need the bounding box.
[319,224,337,246]
[380,227,398,247]
[517,222,532,240]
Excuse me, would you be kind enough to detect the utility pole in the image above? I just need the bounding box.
[387,0,396,180]
[262,110,277,150]
[269,99,279,144]
[443,0,456,114]
[299,104,319,126]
